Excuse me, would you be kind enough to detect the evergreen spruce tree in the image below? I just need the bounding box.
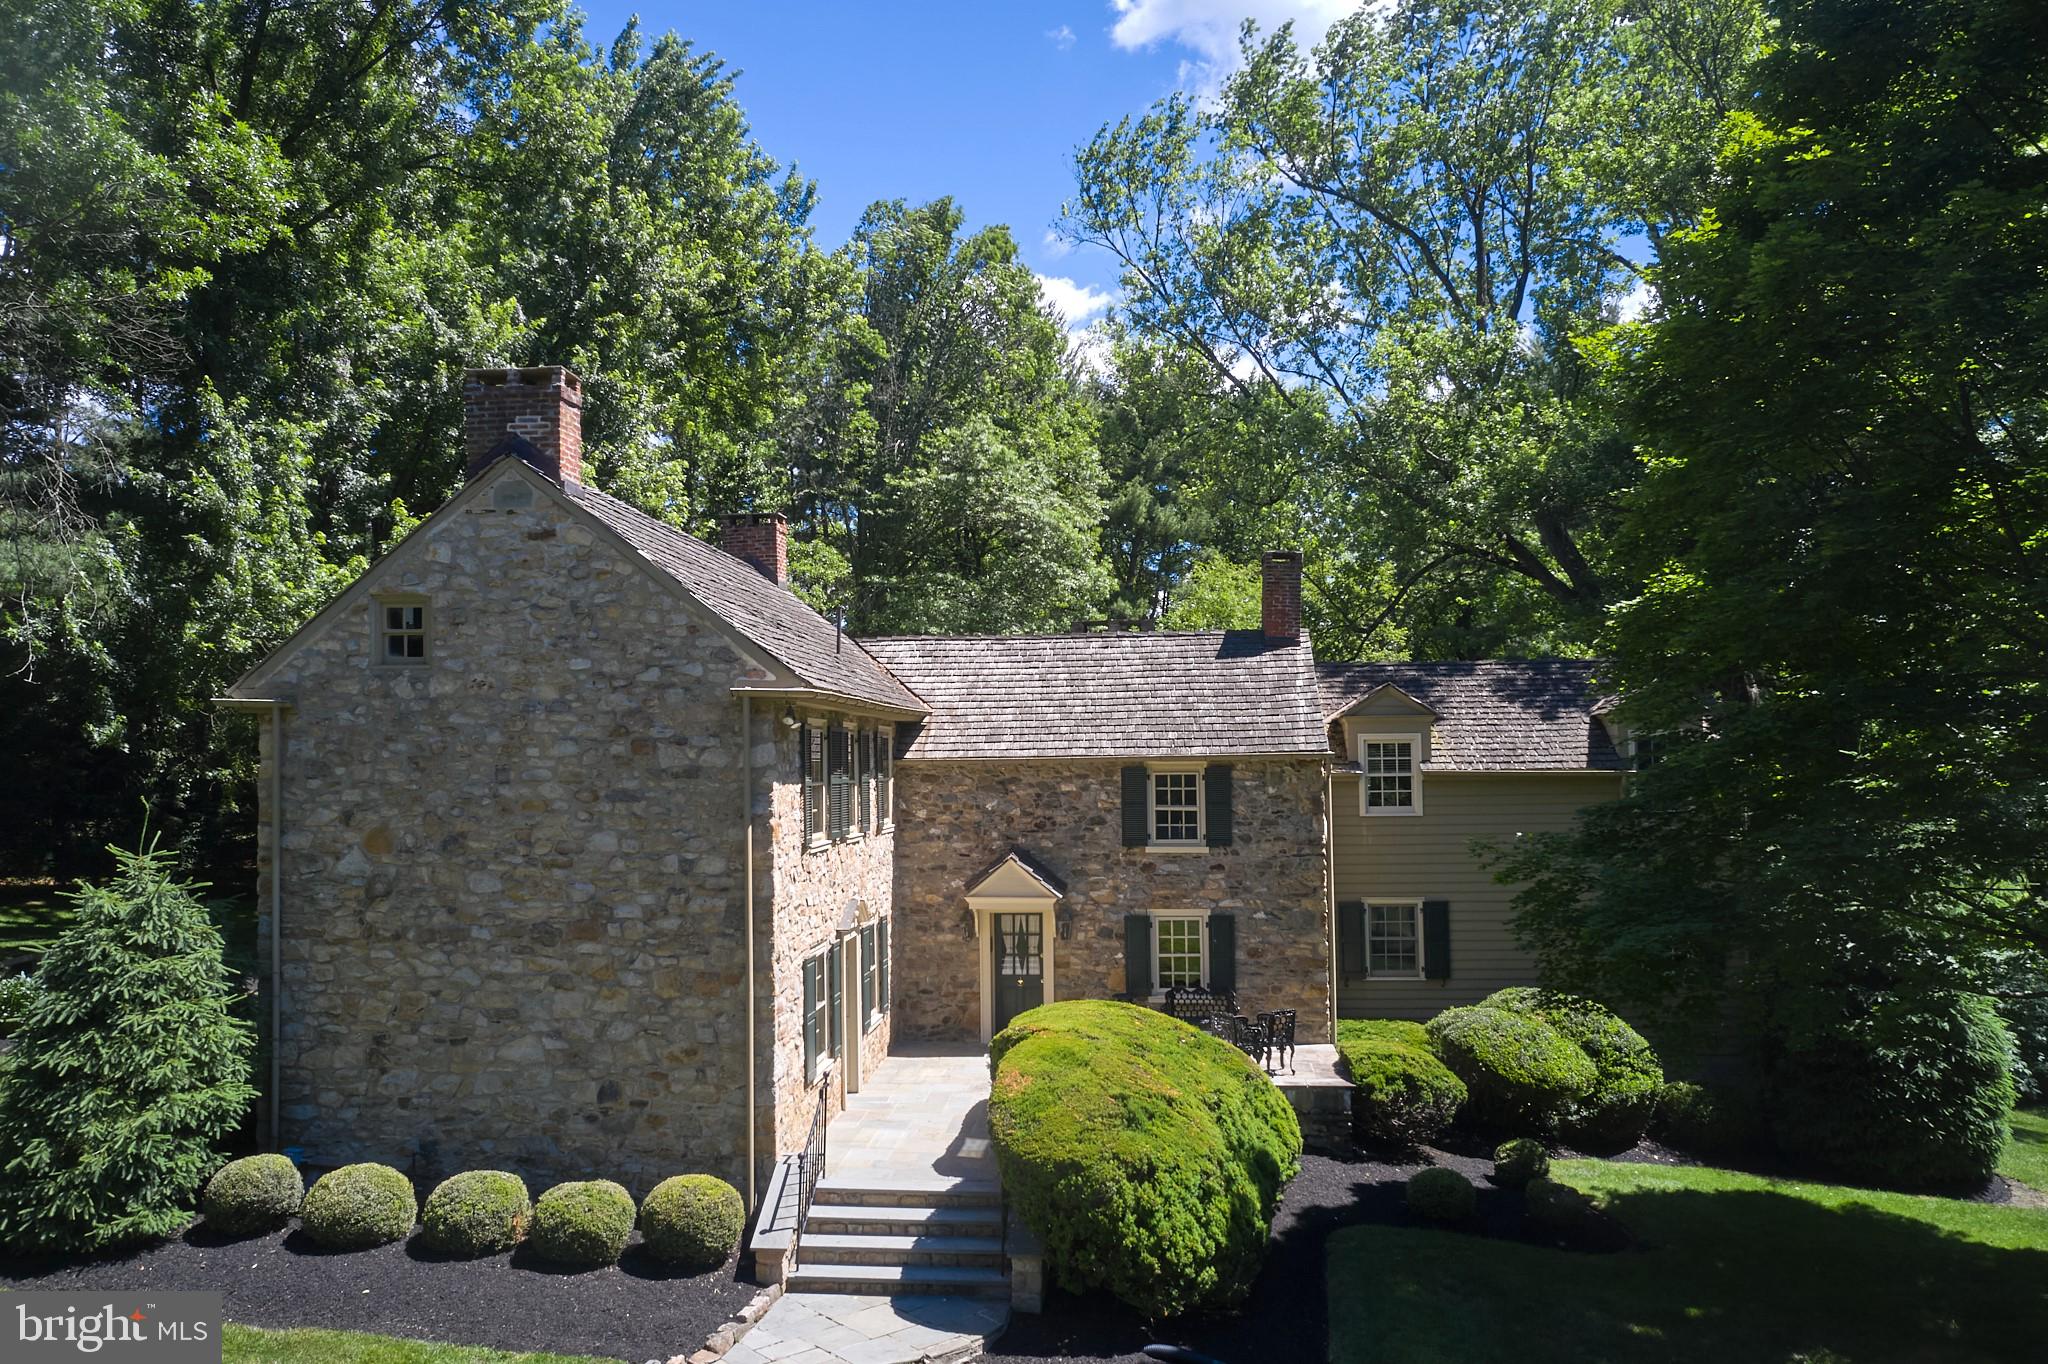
[0,840,256,1253]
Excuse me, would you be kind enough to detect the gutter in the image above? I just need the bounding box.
[214,697,291,1152]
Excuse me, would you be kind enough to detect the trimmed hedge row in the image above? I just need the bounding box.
[990,1000,1303,1318]
[200,1158,744,1267]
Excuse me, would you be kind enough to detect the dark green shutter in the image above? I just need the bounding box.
[827,727,851,838]
[1124,914,1152,996]
[828,944,844,1055]
[802,957,821,1082]
[861,924,877,1028]
[1121,766,1149,846]
[1204,764,1234,847]
[1208,913,1236,993]
[804,726,825,839]
[877,918,891,1011]
[1339,901,1366,977]
[1423,900,1451,980]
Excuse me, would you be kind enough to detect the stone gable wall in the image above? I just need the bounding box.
[255,472,763,1193]
[890,758,1331,1042]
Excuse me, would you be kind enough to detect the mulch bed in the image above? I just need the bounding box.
[0,1223,756,1363]
[989,1138,1583,1364]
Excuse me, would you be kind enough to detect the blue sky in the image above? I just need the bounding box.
[571,1,1360,337]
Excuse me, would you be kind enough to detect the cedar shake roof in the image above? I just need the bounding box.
[858,631,1326,761]
[1316,659,1623,772]
[566,483,925,715]
[964,848,1069,898]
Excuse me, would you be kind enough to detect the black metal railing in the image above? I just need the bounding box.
[787,1072,830,1270]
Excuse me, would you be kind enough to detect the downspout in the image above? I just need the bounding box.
[269,703,285,1154]
[1325,767,1338,1043]
[741,694,757,1215]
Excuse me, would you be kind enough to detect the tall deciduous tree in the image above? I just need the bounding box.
[1066,0,1761,656]
[1500,0,2048,1030]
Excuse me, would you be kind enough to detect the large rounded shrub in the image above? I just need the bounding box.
[989,1000,1303,1317]
[639,1175,744,1268]
[1336,1019,1466,1148]
[420,1171,531,1258]
[300,1163,417,1250]
[1405,1167,1476,1222]
[530,1180,636,1267]
[202,1154,304,1235]
[1482,989,1663,1150]
[1425,1006,1596,1133]
[1769,991,2015,1189]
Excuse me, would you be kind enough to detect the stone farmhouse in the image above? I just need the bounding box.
[222,366,1626,1208]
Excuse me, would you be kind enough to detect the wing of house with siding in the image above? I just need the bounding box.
[1317,660,1627,1020]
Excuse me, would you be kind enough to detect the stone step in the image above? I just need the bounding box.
[784,1262,1011,1297]
[796,1232,1006,1268]
[812,1174,1001,1208]
[805,1202,1003,1237]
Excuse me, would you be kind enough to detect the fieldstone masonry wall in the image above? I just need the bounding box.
[891,758,1331,1042]
[255,468,760,1192]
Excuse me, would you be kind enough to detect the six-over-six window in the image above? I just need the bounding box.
[1367,901,1423,977]
[1361,736,1419,814]
[1150,769,1202,843]
[1155,916,1204,989]
[802,717,894,845]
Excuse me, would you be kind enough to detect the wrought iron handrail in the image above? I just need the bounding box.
[788,1071,830,1270]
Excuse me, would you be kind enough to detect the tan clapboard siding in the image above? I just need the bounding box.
[1332,771,1624,1020]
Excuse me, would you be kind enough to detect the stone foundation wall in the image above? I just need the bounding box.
[891,758,1331,1043]
[254,468,762,1193]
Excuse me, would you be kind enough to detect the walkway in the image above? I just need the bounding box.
[725,1044,1007,1364]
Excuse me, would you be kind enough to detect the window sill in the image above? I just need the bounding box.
[1362,808,1422,818]
[1143,842,1211,854]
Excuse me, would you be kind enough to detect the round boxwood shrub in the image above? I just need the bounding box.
[1425,1005,1597,1133]
[300,1163,417,1250]
[639,1174,744,1268]
[1337,1020,1467,1149]
[1405,1167,1476,1222]
[989,1000,1303,1318]
[530,1180,636,1267]
[201,1154,304,1236]
[420,1171,532,1258]
[1768,990,2015,1190]
[1491,1138,1549,1189]
[1481,989,1664,1150]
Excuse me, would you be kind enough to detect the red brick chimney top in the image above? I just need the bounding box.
[463,366,583,485]
[720,513,788,587]
[1262,549,1304,644]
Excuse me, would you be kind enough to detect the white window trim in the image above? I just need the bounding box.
[373,594,430,666]
[1146,762,1207,848]
[1147,907,1213,997]
[1365,900,1426,980]
[1358,733,1423,817]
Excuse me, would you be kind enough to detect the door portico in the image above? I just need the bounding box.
[963,849,1066,1042]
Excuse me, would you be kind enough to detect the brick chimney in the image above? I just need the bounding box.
[463,366,583,485]
[1262,549,1303,644]
[720,513,788,586]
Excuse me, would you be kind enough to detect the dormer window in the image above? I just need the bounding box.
[1361,735,1420,815]
[378,599,428,663]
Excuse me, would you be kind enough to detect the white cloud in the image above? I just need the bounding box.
[1108,0,1363,88]
[1616,276,1657,323]
[1047,23,1078,50]
[1067,318,1117,375]
[1041,228,1073,260]
[1036,274,1115,326]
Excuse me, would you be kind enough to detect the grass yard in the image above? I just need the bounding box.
[1328,1159,2048,1364]
[224,1325,613,1364]
[0,881,71,960]
[1999,1106,2048,1193]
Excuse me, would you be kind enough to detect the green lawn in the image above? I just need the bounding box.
[224,1324,614,1364]
[1328,1159,2048,1363]
[0,881,71,959]
[2000,1106,2048,1193]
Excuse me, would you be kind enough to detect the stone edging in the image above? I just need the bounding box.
[662,1282,782,1364]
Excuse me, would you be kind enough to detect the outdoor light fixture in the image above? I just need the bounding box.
[780,705,800,730]
[1056,905,1075,940]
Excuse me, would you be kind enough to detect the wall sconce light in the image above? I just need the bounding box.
[780,705,801,730]
[1055,905,1075,941]
[960,907,977,942]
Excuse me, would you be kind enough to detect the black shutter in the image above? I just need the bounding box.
[878,918,891,1011]
[1124,914,1152,996]
[804,725,825,839]
[1121,766,1149,847]
[1204,764,1234,847]
[1208,913,1236,993]
[1338,901,1366,977]
[802,957,821,1082]
[828,944,845,1055]
[828,726,850,839]
[1423,900,1451,980]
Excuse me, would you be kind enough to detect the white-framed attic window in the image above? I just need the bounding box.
[1359,734,1421,815]
[376,596,429,664]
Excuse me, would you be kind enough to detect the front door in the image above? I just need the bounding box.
[991,912,1045,1032]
